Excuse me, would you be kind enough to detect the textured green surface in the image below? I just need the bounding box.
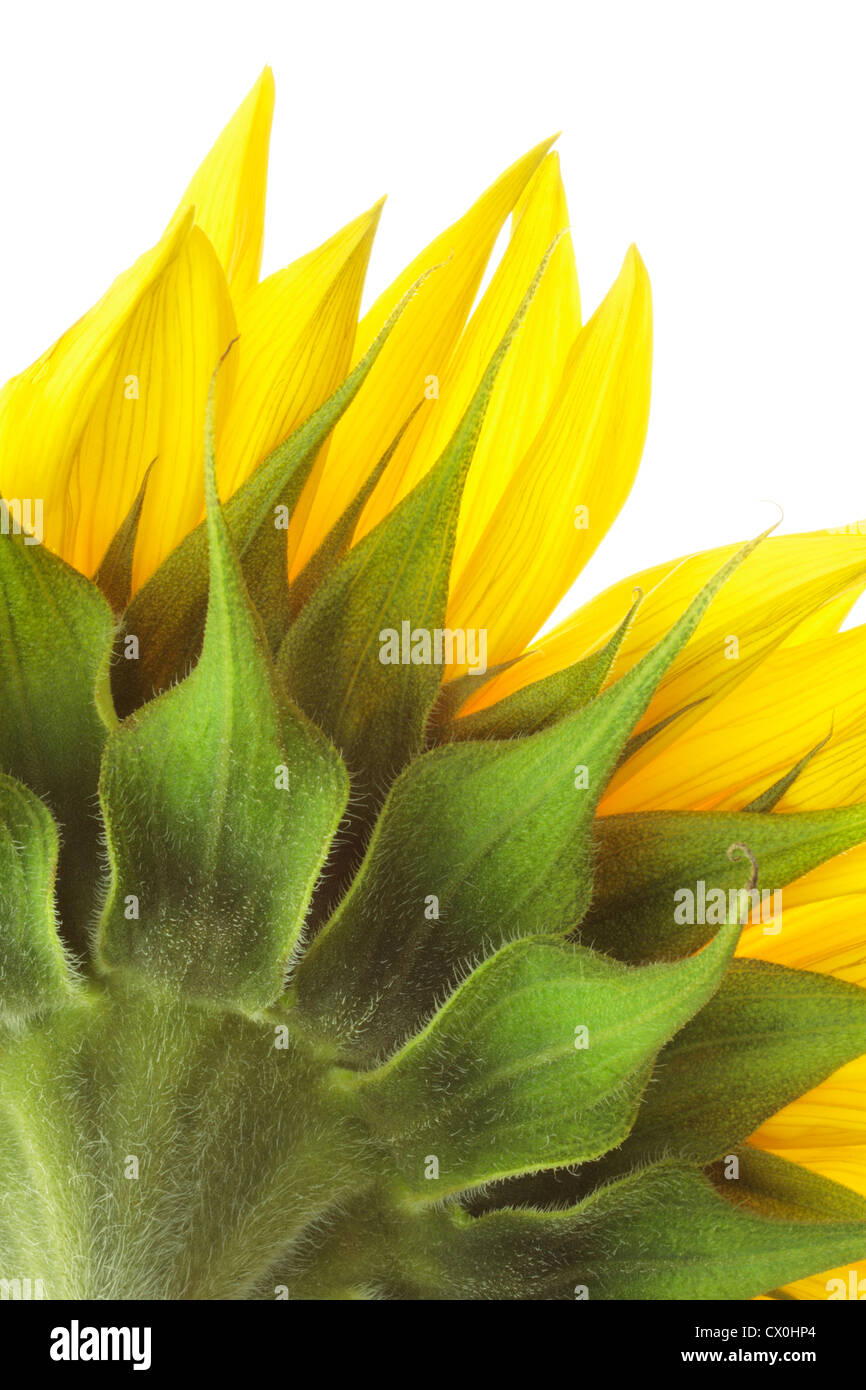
[1,294,865,1299]
[0,521,114,951]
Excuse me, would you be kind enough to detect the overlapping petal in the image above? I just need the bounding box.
[287,136,556,576]
[353,151,581,552]
[445,244,652,673]
[216,201,382,502]
[460,529,866,717]
[173,66,275,293]
[600,624,866,813]
[66,225,237,586]
[0,211,195,563]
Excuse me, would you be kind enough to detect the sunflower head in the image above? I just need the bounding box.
[1,71,865,1301]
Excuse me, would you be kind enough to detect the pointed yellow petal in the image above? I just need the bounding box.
[216,201,382,502]
[458,555,677,716]
[741,725,866,812]
[353,152,580,547]
[612,536,866,756]
[0,210,193,563]
[287,137,556,577]
[751,1055,866,1200]
[174,67,274,294]
[600,625,866,812]
[445,246,652,674]
[461,531,866,728]
[67,225,237,586]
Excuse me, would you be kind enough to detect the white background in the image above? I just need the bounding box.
[1,0,864,622]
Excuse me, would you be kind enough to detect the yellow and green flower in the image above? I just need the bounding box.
[1,68,865,1299]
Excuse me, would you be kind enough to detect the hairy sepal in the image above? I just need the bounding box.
[0,520,115,951]
[97,397,348,1009]
[294,534,768,1059]
[343,924,738,1200]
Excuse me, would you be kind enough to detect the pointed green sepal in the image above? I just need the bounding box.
[436,594,641,743]
[385,1163,866,1300]
[96,393,348,1009]
[295,536,768,1058]
[585,804,866,961]
[715,1145,866,1225]
[278,247,557,825]
[744,730,833,812]
[113,277,427,715]
[590,959,866,1174]
[93,460,154,615]
[346,926,738,1199]
[286,406,421,624]
[614,696,709,771]
[426,656,524,731]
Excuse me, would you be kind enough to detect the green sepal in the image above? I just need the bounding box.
[96,395,348,1009]
[93,460,154,614]
[591,959,866,1174]
[294,534,768,1058]
[426,656,524,732]
[278,248,556,827]
[0,522,115,950]
[377,1163,866,1300]
[584,804,866,961]
[287,405,422,623]
[614,696,708,771]
[435,593,640,743]
[112,281,421,715]
[744,730,833,812]
[346,926,738,1199]
[0,773,74,1021]
[713,1145,866,1225]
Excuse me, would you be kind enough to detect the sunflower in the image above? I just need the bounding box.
[0,67,864,1300]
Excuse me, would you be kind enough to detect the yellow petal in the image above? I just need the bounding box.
[216,200,382,502]
[463,531,866,729]
[444,246,652,675]
[744,726,866,812]
[287,137,556,577]
[751,1057,866,1301]
[0,210,193,564]
[67,225,238,586]
[622,544,866,765]
[781,842,866,907]
[353,152,580,550]
[600,624,866,813]
[751,1055,866,1201]
[173,67,274,294]
[458,555,677,716]
[737,896,866,985]
[780,583,866,646]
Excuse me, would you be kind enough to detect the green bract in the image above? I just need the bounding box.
[1,306,866,1301]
